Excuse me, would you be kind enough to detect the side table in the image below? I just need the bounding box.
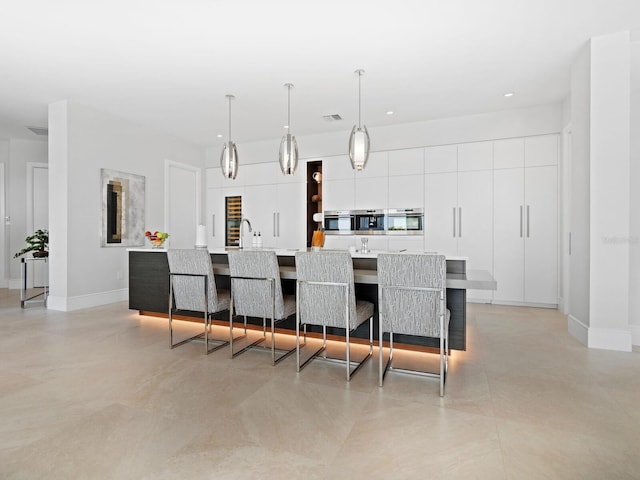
[20,257,49,308]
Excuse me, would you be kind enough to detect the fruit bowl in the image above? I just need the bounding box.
[145,231,169,248]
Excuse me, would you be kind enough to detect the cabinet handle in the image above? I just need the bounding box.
[526,205,530,237]
[452,208,456,238]
[273,212,277,237]
[212,214,215,237]
[458,207,462,237]
[277,212,280,237]
[520,206,523,238]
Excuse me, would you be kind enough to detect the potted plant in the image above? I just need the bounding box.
[14,229,49,258]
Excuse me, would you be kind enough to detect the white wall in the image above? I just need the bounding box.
[206,104,563,167]
[6,139,48,286]
[628,33,639,343]
[0,140,8,287]
[568,32,635,351]
[568,43,592,340]
[47,101,205,311]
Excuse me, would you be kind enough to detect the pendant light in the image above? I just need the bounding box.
[220,94,238,179]
[279,83,299,175]
[348,69,370,171]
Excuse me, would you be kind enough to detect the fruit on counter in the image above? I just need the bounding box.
[145,230,170,246]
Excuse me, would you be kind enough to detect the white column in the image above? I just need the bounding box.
[588,31,632,351]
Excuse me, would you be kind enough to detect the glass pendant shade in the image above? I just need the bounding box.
[220,141,238,179]
[279,83,298,175]
[349,125,370,171]
[220,94,238,179]
[279,133,299,175]
[349,69,370,171]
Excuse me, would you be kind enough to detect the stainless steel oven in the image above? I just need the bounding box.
[354,209,386,234]
[323,210,355,235]
[386,208,424,235]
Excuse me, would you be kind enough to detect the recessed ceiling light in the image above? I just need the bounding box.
[283,125,289,129]
[504,92,514,97]
[386,111,394,115]
[217,134,223,138]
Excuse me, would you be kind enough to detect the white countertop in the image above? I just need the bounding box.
[127,247,468,261]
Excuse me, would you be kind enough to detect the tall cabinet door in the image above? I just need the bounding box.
[276,181,306,250]
[243,184,278,248]
[424,172,458,256]
[524,165,558,304]
[458,170,493,302]
[493,168,525,303]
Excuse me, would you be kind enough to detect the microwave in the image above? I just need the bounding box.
[324,210,355,235]
[354,209,386,234]
[386,208,424,235]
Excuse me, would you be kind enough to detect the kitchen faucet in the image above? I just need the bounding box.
[239,218,252,249]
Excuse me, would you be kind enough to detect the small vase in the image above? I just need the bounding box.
[32,251,48,258]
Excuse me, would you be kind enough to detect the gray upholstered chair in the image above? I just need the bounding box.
[295,251,374,381]
[227,250,297,364]
[377,253,450,396]
[167,248,230,354]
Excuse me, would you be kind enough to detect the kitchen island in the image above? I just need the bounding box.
[128,248,496,351]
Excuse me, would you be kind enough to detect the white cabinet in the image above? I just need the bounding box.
[523,166,558,304]
[323,179,355,211]
[322,155,354,181]
[493,168,525,302]
[493,165,558,305]
[525,135,558,167]
[389,174,423,209]
[457,141,493,171]
[276,181,306,249]
[425,145,457,174]
[424,172,458,256]
[389,148,424,176]
[243,181,306,250]
[425,169,493,302]
[355,177,388,209]
[243,184,278,247]
[357,151,388,178]
[457,170,494,302]
[493,138,524,169]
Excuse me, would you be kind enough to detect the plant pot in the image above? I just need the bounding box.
[32,251,48,258]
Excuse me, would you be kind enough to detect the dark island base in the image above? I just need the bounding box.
[129,251,466,351]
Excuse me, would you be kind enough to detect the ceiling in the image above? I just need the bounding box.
[1,0,639,147]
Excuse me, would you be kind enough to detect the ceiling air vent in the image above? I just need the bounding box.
[27,126,48,136]
[322,114,342,122]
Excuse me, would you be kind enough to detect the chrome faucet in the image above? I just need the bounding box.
[239,218,252,249]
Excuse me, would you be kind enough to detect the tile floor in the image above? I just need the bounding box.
[1,288,639,479]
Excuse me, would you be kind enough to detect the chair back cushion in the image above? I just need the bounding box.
[377,253,446,337]
[167,249,219,313]
[228,250,286,319]
[295,251,359,330]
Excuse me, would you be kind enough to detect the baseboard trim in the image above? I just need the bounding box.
[47,289,128,312]
[568,314,588,346]
[631,325,640,347]
[588,326,633,352]
[492,300,558,309]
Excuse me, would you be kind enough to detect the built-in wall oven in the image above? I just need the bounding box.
[386,208,424,235]
[324,208,423,235]
[354,209,386,234]
[323,210,355,234]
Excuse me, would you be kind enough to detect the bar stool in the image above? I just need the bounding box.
[295,250,374,381]
[227,250,297,365]
[167,249,230,354]
[377,253,450,396]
